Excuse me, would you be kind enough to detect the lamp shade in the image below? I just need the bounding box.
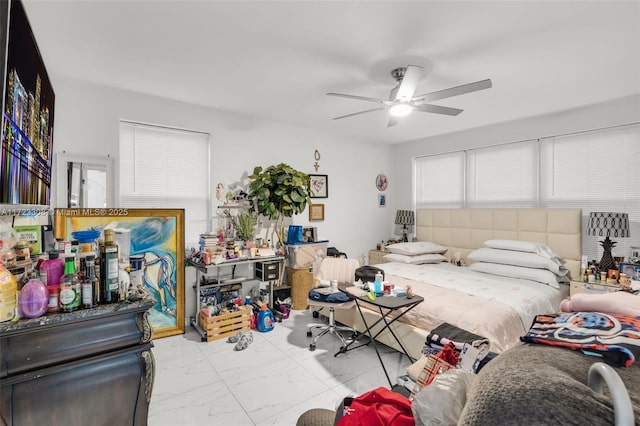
[395,210,415,226]
[586,212,630,238]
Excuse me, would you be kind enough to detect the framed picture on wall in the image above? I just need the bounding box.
[309,174,328,198]
[309,203,325,221]
[378,194,386,207]
[620,262,640,281]
[54,208,185,339]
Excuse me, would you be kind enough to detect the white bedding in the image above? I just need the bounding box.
[375,262,569,352]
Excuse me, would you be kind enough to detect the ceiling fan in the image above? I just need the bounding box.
[327,65,492,127]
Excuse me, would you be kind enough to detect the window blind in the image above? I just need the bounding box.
[414,151,464,208]
[413,123,640,263]
[466,140,538,208]
[540,124,640,260]
[119,121,210,246]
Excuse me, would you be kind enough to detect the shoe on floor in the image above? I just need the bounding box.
[226,331,243,343]
[233,332,254,351]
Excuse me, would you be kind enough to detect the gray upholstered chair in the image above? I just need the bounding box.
[306,257,359,352]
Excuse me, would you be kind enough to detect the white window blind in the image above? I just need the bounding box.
[415,151,464,208]
[466,140,538,208]
[540,124,640,260]
[119,121,210,246]
[413,123,640,263]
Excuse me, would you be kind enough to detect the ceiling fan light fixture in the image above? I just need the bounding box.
[389,103,413,117]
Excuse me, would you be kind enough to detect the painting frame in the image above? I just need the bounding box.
[309,204,325,221]
[619,262,640,281]
[309,174,328,198]
[54,208,185,339]
[378,194,386,208]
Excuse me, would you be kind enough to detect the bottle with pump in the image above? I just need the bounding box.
[100,229,120,303]
[60,255,80,312]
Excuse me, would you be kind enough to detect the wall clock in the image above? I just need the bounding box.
[376,174,388,191]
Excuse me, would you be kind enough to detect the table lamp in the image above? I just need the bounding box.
[395,210,415,243]
[586,212,630,273]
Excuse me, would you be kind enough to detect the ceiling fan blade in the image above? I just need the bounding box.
[413,104,463,116]
[412,79,492,103]
[326,92,391,105]
[387,116,399,127]
[332,107,386,120]
[394,65,423,102]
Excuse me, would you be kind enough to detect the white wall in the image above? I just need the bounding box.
[51,76,395,260]
[392,94,640,210]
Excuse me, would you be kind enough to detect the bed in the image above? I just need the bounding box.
[334,208,582,359]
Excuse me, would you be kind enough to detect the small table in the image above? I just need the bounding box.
[339,284,424,388]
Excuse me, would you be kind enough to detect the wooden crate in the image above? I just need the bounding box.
[199,306,251,342]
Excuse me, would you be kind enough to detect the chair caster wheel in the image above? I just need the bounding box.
[309,344,316,351]
[307,331,312,337]
[312,311,319,319]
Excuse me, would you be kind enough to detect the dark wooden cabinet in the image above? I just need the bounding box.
[0,299,155,426]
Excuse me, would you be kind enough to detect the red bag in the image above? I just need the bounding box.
[337,386,414,426]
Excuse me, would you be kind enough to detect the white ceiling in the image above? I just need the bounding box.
[22,0,640,144]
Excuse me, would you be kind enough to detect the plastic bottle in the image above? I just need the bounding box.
[60,255,80,312]
[374,272,383,296]
[0,261,17,322]
[257,304,274,332]
[41,250,65,287]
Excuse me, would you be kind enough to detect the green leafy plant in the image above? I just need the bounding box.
[224,209,258,242]
[249,163,311,246]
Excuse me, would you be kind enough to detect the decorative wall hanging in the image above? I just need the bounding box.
[378,194,386,207]
[376,173,388,191]
[54,208,185,339]
[309,204,325,221]
[309,174,328,198]
[313,150,321,172]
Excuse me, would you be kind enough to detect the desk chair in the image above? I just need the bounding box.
[307,257,359,352]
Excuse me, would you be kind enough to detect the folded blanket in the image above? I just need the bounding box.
[521,312,640,367]
[560,291,640,316]
[424,322,491,354]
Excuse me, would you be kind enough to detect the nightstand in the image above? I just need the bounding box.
[569,280,620,296]
[368,249,388,265]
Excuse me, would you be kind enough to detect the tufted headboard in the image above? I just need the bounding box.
[415,208,582,280]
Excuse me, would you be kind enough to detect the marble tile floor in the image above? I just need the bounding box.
[149,309,413,426]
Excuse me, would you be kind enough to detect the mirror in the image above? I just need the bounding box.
[67,161,107,207]
[55,153,114,208]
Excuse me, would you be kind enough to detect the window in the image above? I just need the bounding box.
[540,124,640,260]
[414,123,640,261]
[119,121,210,246]
[466,141,537,208]
[414,151,464,208]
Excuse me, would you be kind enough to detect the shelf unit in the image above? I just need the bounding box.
[189,256,284,341]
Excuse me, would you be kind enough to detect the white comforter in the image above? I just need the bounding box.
[375,262,568,352]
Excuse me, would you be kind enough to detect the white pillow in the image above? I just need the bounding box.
[386,241,447,256]
[468,247,568,276]
[469,262,569,289]
[383,253,447,264]
[484,239,561,261]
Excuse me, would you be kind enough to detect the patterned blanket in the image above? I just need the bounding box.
[521,312,640,367]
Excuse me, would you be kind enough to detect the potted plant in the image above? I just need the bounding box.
[224,209,258,245]
[249,163,311,248]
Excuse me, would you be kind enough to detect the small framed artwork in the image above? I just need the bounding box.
[619,262,640,281]
[376,174,388,191]
[309,204,325,221]
[378,194,386,208]
[309,174,328,198]
[302,226,317,242]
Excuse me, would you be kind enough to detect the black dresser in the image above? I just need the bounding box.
[0,298,155,426]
